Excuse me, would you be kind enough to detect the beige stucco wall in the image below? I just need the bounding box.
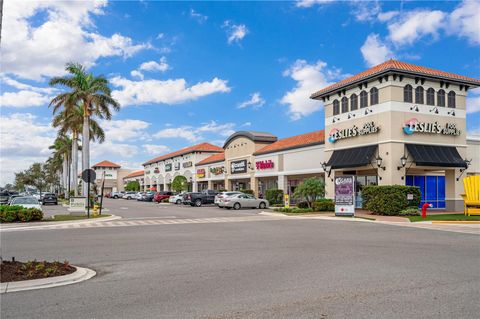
[466,137,480,175]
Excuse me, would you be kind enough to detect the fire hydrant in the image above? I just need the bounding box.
[421,203,432,219]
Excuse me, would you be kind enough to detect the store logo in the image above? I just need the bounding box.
[196,169,205,178]
[209,166,224,175]
[255,160,274,170]
[403,118,461,136]
[329,122,379,143]
[230,160,247,174]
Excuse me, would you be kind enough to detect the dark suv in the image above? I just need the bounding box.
[42,193,58,205]
[0,190,10,205]
[184,190,218,207]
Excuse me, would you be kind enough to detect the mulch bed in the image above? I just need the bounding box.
[0,260,76,283]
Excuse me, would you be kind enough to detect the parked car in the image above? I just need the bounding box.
[223,193,269,210]
[122,191,137,200]
[138,192,155,202]
[42,193,58,205]
[111,191,125,199]
[185,190,218,207]
[169,192,185,204]
[7,194,22,204]
[135,192,146,200]
[0,190,11,205]
[215,191,243,208]
[9,196,43,211]
[154,191,174,203]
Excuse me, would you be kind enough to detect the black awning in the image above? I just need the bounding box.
[406,144,467,168]
[326,145,377,169]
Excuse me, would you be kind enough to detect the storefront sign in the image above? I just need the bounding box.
[329,122,379,143]
[174,162,180,170]
[210,166,224,175]
[230,160,247,174]
[68,197,86,213]
[183,161,192,168]
[334,176,355,217]
[153,168,159,174]
[256,160,274,170]
[403,118,461,136]
[284,194,290,209]
[165,164,172,172]
[104,173,113,178]
[196,169,206,178]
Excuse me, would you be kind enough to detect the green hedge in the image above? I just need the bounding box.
[240,189,254,195]
[297,201,309,208]
[274,207,313,214]
[0,205,43,223]
[312,198,335,211]
[265,189,284,205]
[362,185,421,216]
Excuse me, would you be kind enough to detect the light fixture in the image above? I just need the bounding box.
[321,161,327,172]
[376,156,385,171]
[397,155,408,170]
[364,108,373,115]
[247,161,253,170]
[332,116,341,123]
[448,110,455,116]
[348,113,356,119]
[410,106,419,112]
[429,107,439,114]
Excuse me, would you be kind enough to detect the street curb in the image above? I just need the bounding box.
[0,266,96,294]
[0,215,121,231]
[431,221,480,224]
[259,211,373,222]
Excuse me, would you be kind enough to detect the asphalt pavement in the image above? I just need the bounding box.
[1,199,479,319]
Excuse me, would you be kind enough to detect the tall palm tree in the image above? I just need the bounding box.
[49,134,72,197]
[52,104,105,196]
[49,63,119,196]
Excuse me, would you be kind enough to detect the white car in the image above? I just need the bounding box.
[215,191,243,208]
[223,194,269,210]
[9,196,43,211]
[122,191,137,200]
[135,192,145,200]
[169,193,185,204]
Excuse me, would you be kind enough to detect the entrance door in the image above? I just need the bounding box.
[355,176,378,208]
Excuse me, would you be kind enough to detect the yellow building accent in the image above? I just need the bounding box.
[462,175,480,216]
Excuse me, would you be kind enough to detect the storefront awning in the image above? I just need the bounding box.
[406,144,467,168]
[326,145,377,169]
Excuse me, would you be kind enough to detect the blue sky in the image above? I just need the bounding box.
[1,0,480,184]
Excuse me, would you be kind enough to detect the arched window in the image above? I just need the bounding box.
[341,96,348,113]
[350,94,358,111]
[360,90,368,108]
[448,91,456,108]
[370,87,379,105]
[437,89,445,107]
[404,85,413,103]
[426,88,435,105]
[333,99,340,115]
[415,86,424,104]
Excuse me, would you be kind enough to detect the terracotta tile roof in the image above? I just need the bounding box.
[143,143,223,166]
[254,130,325,155]
[196,152,225,166]
[310,59,480,99]
[124,170,144,179]
[92,160,121,168]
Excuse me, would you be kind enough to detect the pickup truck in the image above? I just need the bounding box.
[184,190,218,207]
[111,191,125,199]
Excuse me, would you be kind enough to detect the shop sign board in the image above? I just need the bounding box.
[174,162,180,170]
[284,194,290,209]
[165,164,172,172]
[334,176,355,217]
[329,121,379,143]
[210,166,224,175]
[183,161,193,168]
[196,169,206,178]
[230,160,247,174]
[153,168,159,173]
[256,160,274,170]
[403,118,461,136]
[68,197,86,213]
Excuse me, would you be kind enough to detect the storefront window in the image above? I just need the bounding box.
[415,86,424,104]
[341,97,348,113]
[360,91,368,108]
[350,94,358,110]
[406,175,445,208]
[404,85,413,102]
[333,100,340,115]
[437,89,445,107]
[448,91,456,108]
[426,88,435,105]
[370,87,378,105]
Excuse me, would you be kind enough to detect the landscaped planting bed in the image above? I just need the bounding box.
[0,260,75,282]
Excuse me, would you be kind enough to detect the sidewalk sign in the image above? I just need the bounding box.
[68,197,87,215]
[334,176,355,217]
[284,194,290,208]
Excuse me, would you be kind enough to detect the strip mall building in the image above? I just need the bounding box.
[142,60,480,211]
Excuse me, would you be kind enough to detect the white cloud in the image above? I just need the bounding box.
[153,127,200,142]
[153,121,236,142]
[360,34,393,67]
[223,21,248,44]
[242,122,252,127]
[196,121,236,137]
[111,76,231,106]
[1,90,52,108]
[130,70,144,80]
[378,11,399,22]
[296,0,334,8]
[90,141,138,159]
[101,119,151,142]
[352,1,381,22]
[467,87,480,114]
[1,0,149,81]
[281,59,344,120]
[0,113,57,184]
[139,57,169,73]
[238,92,265,109]
[190,9,208,24]
[156,33,165,39]
[142,144,171,155]
[448,0,480,45]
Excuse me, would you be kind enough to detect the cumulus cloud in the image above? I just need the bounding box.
[111,76,231,106]
[351,1,381,22]
[361,34,393,67]
[1,90,53,108]
[190,9,208,24]
[1,0,149,81]
[223,21,248,44]
[296,0,334,8]
[238,92,265,109]
[467,87,480,114]
[448,0,480,45]
[281,59,344,120]
[90,141,139,159]
[142,144,171,155]
[139,57,170,73]
[153,127,200,142]
[153,121,236,142]
[101,119,151,142]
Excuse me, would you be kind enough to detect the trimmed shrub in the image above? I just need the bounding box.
[399,208,420,216]
[312,198,335,211]
[240,189,254,195]
[274,207,313,214]
[265,189,284,205]
[272,204,284,207]
[0,205,43,223]
[297,201,309,209]
[362,185,421,216]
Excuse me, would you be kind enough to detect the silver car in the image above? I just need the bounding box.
[223,194,269,210]
[215,191,243,207]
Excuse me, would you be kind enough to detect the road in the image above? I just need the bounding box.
[1,199,479,318]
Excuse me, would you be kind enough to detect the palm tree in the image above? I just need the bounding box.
[52,104,105,196]
[49,63,119,196]
[49,134,72,197]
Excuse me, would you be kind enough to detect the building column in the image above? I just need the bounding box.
[277,175,288,193]
[250,176,258,197]
[192,178,198,192]
[325,170,335,200]
[445,169,464,212]
[378,142,405,186]
[207,180,213,189]
[224,178,230,191]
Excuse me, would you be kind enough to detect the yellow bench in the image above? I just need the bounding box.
[463,176,480,216]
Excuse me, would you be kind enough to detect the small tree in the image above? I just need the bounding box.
[293,177,325,208]
[171,176,188,193]
[125,181,140,191]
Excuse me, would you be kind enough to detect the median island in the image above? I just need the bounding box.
[1,260,75,282]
